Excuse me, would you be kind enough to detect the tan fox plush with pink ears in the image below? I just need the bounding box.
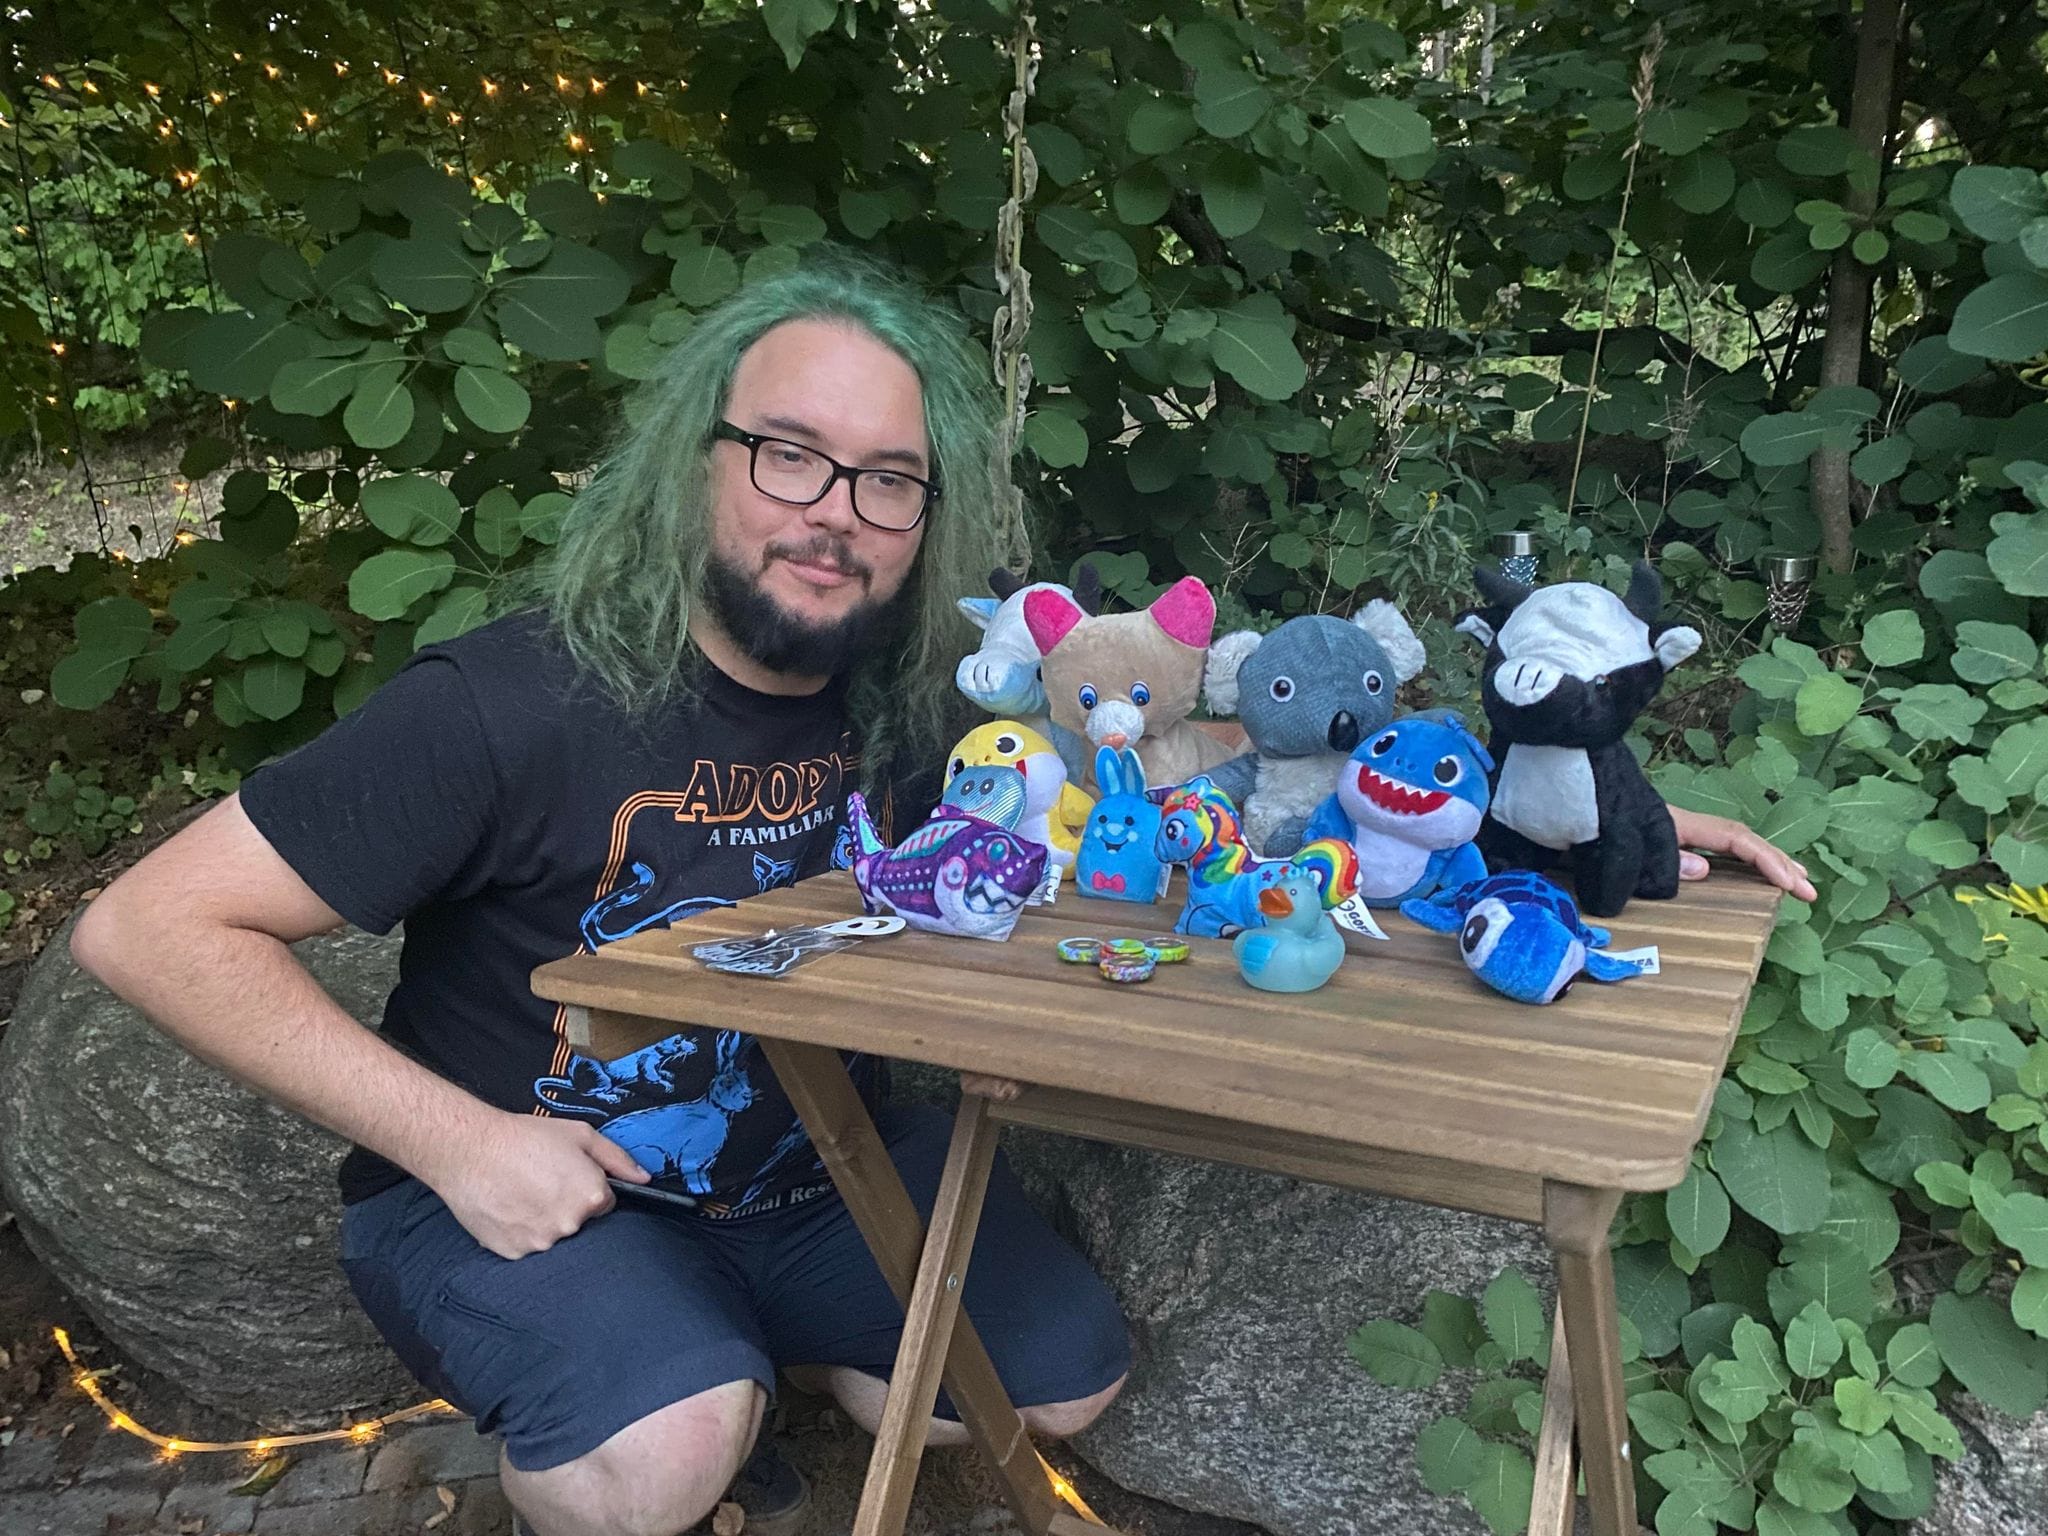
[1023,576,1237,793]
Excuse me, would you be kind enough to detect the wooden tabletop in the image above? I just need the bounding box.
[530,869,1780,1194]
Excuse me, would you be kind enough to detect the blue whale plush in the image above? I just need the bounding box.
[1400,871,1657,1004]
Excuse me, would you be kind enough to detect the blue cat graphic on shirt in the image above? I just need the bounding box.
[579,861,732,949]
[831,822,857,870]
[538,1030,757,1193]
[752,850,798,892]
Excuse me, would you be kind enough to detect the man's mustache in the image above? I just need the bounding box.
[764,537,873,585]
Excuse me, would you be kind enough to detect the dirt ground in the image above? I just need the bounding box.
[0,436,203,575]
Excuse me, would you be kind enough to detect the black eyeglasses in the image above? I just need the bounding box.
[711,422,938,533]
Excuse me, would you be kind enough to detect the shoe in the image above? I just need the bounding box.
[727,1433,811,1536]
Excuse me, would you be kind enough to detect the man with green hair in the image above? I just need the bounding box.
[72,254,1132,1536]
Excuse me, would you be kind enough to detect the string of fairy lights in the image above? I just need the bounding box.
[54,1323,1109,1525]
[51,1327,460,1458]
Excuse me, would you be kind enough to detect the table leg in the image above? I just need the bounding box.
[759,1040,1063,1535]
[1543,1182,1634,1536]
[854,1093,1000,1536]
[1526,1299,1576,1536]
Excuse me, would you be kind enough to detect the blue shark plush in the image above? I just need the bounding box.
[1400,871,1657,1004]
[1302,713,1493,908]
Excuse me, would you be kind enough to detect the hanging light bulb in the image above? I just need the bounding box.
[1490,530,1540,586]
[1759,554,1817,631]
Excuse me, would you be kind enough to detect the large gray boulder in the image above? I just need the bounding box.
[1918,1396,2048,1535]
[0,917,413,1424]
[894,1066,1552,1536]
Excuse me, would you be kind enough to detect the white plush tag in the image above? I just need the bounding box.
[1331,895,1390,941]
[1603,944,1661,974]
[1030,867,1061,906]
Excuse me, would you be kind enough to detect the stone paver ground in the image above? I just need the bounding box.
[0,1404,1037,1536]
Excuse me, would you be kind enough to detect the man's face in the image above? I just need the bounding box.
[701,318,930,676]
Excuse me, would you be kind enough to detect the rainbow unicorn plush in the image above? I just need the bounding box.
[1155,777,1360,939]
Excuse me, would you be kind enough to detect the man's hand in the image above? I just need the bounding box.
[1669,806,1818,902]
[425,1111,651,1260]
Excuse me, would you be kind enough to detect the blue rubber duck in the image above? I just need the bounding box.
[1233,870,1347,992]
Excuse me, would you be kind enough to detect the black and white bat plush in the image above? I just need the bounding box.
[1455,560,1701,917]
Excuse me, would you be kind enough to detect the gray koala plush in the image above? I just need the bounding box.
[1202,601,1427,856]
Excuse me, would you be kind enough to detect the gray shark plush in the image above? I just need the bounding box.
[1203,601,1426,856]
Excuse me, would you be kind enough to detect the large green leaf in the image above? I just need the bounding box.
[761,0,837,69]
[1987,511,2048,595]
[1480,1268,1547,1365]
[454,365,531,434]
[1200,150,1265,239]
[1191,64,1270,139]
[1949,165,2048,243]
[360,473,461,547]
[1208,295,1306,400]
[271,354,367,416]
[1345,1319,1442,1387]
[239,657,306,721]
[1928,1292,2048,1418]
[186,312,316,399]
[1949,272,2048,362]
[1343,96,1432,161]
[414,584,491,647]
[1667,1162,1733,1254]
[342,363,415,450]
[1860,609,1924,666]
[494,244,630,360]
[1953,620,2038,682]
[1712,1119,1830,1233]
[1740,411,1827,466]
[1668,151,1737,214]
[347,547,456,621]
[1793,671,1862,734]
[670,241,741,307]
[373,237,487,313]
[1128,98,1197,155]
[1464,1442,1534,1536]
[1414,1416,1481,1496]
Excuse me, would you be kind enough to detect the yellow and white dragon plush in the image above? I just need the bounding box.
[944,719,1092,880]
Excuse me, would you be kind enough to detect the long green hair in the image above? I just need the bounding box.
[531,250,1006,785]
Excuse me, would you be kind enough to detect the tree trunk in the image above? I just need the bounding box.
[1810,0,1906,576]
[1479,4,1499,101]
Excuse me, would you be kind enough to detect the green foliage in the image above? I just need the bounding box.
[12,4,2048,1531]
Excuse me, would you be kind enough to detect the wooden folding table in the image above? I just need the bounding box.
[531,868,1779,1536]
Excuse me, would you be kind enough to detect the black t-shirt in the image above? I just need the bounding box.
[240,609,885,1214]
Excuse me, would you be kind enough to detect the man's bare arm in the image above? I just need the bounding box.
[69,793,646,1258]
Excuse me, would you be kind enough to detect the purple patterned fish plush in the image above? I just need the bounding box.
[845,791,1047,941]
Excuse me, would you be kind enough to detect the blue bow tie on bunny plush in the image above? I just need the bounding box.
[1455,560,1701,918]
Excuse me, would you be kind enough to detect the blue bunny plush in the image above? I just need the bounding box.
[1202,602,1426,856]
[1076,746,1168,903]
[1301,712,1494,907]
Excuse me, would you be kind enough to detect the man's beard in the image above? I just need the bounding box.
[699,535,899,678]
